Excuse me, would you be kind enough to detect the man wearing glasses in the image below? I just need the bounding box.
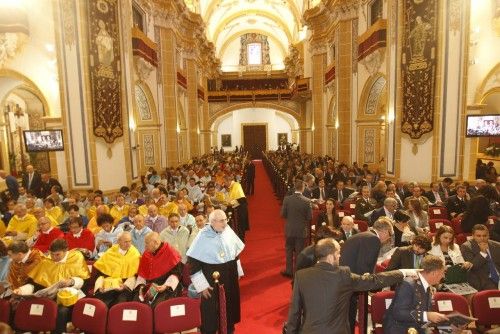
[187,209,245,334]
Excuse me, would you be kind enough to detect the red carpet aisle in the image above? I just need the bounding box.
[236,160,291,333]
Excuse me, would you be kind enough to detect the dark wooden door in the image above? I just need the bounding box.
[243,125,266,159]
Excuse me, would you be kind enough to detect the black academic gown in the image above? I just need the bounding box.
[188,256,241,333]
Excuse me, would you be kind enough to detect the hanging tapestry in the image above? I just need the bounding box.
[401,0,438,139]
[239,33,271,66]
[87,0,123,143]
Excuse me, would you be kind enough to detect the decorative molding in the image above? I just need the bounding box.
[143,134,155,165]
[352,18,358,74]
[0,7,29,69]
[61,0,76,47]
[363,128,375,163]
[365,76,387,114]
[284,44,303,79]
[360,48,385,76]
[134,56,154,81]
[135,85,152,121]
[448,0,462,34]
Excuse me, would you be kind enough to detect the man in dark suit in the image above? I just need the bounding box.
[302,173,316,199]
[439,177,453,200]
[425,181,445,206]
[332,180,353,206]
[383,255,449,334]
[386,235,432,270]
[40,173,63,199]
[354,186,377,222]
[244,160,255,195]
[370,197,398,225]
[21,164,42,198]
[311,178,331,202]
[281,179,313,278]
[340,217,394,333]
[339,216,358,242]
[446,185,469,219]
[460,224,500,291]
[356,173,374,192]
[287,238,410,334]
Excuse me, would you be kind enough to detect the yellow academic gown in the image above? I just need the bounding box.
[110,205,130,226]
[46,206,63,225]
[5,214,38,239]
[28,249,90,288]
[93,244,140,279]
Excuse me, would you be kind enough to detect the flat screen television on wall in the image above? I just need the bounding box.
[465,114,500,137]
[23,130,64,152]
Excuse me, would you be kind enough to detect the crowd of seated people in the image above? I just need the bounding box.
[265,149,500,309]
[0,151,252,333]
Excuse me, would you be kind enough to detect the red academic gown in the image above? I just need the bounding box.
[33,227,64,253]
[135,242,183,307]
[64,228,95,253]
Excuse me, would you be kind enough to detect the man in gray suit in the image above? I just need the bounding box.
[286,238,413,334]
[281,179,313,278]
[460,224,500,291]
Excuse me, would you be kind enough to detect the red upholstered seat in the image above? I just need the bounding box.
[72,297,108,334]
[353,220,368,232]
[472,290,500,328]
[107,301,153,334]
[154,297,201,334]
[432,292,469,316]
[14,297,58,332]
[428,206,448,220]
[371,290,395,334]
[428,219,452,233]
[451,217,464,235]
[0,299,10,324]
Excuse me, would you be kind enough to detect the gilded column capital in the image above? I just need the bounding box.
[309,41,328,56]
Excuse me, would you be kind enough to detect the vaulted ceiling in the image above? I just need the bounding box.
[189,0,305,69]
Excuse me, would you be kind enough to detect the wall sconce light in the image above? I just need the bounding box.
[335,119,339,129]
[311,124,315,131]
[129,117,136,132]
[388,109,395,123]
[197,128,200,135]
[176,123,181,133]
[131,145,140,150]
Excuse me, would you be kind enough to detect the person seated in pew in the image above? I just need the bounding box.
[338,216,358,242]
[95,213,119,255]
[392,210,417,247]
[92,231,140,307]
[296,225,339,271]
[315,198,337,230]
[386,235,432,270]
[14,239,90,333]
[26,216,64,254]
[4,241,42,297]
[429,225,472,269]
[109,193,129,226]
[64,216,95,259]
[3,204,37,243]
[132,232,182,308]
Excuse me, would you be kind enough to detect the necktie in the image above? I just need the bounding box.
[486,254,500,284]
[339,190,343,202]
[321,188,325,200]
[414,254,422,269]
[346,231,350,239]
[28,173,33,189]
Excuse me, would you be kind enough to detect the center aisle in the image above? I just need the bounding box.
[236,160,291,333]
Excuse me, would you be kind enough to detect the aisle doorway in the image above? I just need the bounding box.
[242,124,267,159]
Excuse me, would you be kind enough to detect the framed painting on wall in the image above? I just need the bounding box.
[221,134,232,147]
[277,133,288,145]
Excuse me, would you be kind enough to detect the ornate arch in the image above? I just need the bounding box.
[218,29,287,59]
[0,69,50,117]
[134,81,158,124]
[476,62,500,103]
[208,101,300,129]
[358,73,387,117]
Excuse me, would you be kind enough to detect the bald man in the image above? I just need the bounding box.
[132,232,182,308]
[22,165,42,198]
[93,231,141,307]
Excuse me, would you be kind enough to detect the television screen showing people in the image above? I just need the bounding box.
[23,130,64,152]
[466,115,500,137]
